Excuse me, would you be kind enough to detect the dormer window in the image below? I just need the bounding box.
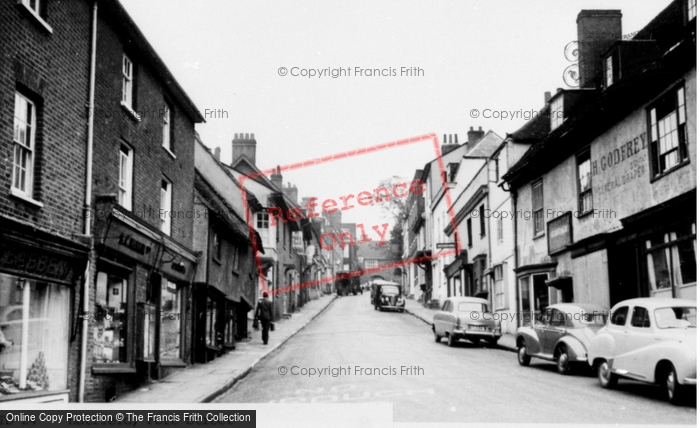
[689,0,697,21]
[447,163,459,182]
[550,95,564,131]
[605,56,614,87]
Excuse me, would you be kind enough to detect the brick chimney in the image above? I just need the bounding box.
[577,10,622,88]
[441,134,460,156]
[467,126,485,150]
[270,165,283,190]
[213,147,221,161]
[283,182,298,204]
[544,91,552,104]
[231,132,257,165]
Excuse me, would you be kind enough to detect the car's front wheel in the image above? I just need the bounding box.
[555,346,570,375]
[663,364,684,405]
[597,360,618,389]
[517,344,531,366]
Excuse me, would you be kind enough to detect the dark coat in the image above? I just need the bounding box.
[255,298,273,321]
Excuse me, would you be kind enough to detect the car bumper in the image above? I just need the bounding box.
[454,328,501,338]
[380,305,405,310]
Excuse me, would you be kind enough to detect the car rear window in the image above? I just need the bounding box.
[381,286,400,295]
[458,302,487,312]
[581,312,607,325]
[655,306,697,329]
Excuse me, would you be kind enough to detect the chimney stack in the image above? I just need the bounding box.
[467,126,485,151]
[270,165,283,190]
[441,133,459,156]
[213,147,221,161]
[544,91,552,104]
[231,132,257,166]
[576,10,622,88]
[283,182,298,204]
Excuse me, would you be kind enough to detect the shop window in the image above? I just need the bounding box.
[12,92,37,200]
[645,222,696,297]
[93,272,128,364]
[518,273,550,326]
[577,149,593,214]
[648,85,688,177]
[494,265,504,309]
[141,303,155,361]
[532,180,544,237]
[0,274,69,397]
[205,297,219,349]
[160,281,181,360]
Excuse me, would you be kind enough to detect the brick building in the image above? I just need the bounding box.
[0,0,92,403]
[84,1,205,402]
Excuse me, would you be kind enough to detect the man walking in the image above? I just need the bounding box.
[254,292,273,345]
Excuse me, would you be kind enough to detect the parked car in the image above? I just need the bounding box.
[516,303,608,374]
[587,298,696,405]
[372,281,405,312]
[432,297,501,347]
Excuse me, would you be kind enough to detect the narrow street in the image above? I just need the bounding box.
[217,295,696,424]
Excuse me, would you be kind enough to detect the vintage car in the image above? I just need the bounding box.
[371,281,405,312]
[587,298,696,405]
[516,303,608,374]
[432,297,501,347]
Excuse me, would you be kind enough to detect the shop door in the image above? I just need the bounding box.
[609,240,642,306]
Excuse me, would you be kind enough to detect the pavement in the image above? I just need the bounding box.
[402,298,517,352]
[114,293,338,403]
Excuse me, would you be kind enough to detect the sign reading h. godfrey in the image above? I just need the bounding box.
[592,130,647,194]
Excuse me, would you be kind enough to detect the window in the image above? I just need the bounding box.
[0,274,70,396]
[122,55,134,109]
[467,219,473,247]
[160,281,181,360]
[479,205,486,238]
[497,217,504,242]
[162,104,173,153]
[118,144,133,210]
[611,306,629,326]
[689,0,697,21]
[94,272,128,363]
[18,0,51,32]
[605,55,614,87]
[232,246,241,272]
[365,260,379,269]
[213,232,221,261]
[142,303,156,360]
[550,95,564,130]
[645,222,696,296]
[655,306,697,328]
[160,179,172,235]
[577,149,592,214]
[256,212,270,245]
[205,297,219,349]
[12,93,37,198]
[532,180,544,237]
[550,309,566,327]
[518,273,550,326]
[23,0,41,14]
[494,265,504,309]
[631,307,651,328]
[649,85,688,177]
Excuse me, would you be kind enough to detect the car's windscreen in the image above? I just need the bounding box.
[581,311,607,325]
[381,286,400,295]
[654,306,697,328]
[458,302,487,312]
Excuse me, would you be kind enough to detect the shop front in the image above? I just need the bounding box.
[0,217,88,403]
[90,199,196,400]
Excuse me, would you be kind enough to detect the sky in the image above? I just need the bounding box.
[120,0,668,230]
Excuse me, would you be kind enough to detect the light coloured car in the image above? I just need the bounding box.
[516,303,608,374]
[432,297,501,347]
[587,298,696,405]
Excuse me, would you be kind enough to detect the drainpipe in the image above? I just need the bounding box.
[79,0,98,403]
